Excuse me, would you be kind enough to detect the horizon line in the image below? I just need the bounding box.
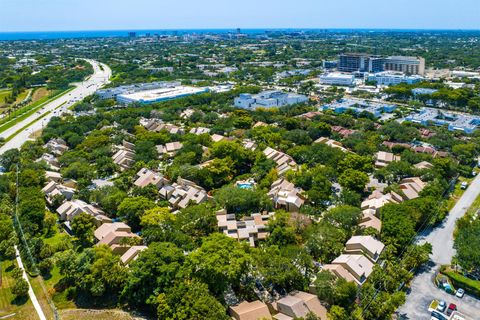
[2,27,480,33]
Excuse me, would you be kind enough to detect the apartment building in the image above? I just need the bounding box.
[268,178,305,212]
[112,140,135,171]
[263,147,298,176]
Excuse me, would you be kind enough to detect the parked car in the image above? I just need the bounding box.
[446,303,457,316]
[437,300,447,312]
[431,310,445,320]
[456,288,465,298]
[461,181,468,189]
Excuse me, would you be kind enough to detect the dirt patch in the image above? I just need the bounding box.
[59,309,136,320]
[31,88,50,102]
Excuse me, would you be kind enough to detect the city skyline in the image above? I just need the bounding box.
[2,0,480,32]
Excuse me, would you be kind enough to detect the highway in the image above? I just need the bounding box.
[0,60,110,320]
[0,59,111,153]
[397,174,480,319]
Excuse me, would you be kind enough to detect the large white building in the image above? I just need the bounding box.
[96,81,181,99]
[117,86,208,105]
[319,73,355,86]
[368,71,423,86]
[234,91,308,110]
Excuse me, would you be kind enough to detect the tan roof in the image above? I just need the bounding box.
[120,245,148,265]
[345,236,385,261]
[94,222,131,241]
[229,301,272,320]
[291,291,327,320]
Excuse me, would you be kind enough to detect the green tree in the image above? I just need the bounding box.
[71,212,96,245]
[122,242,185,310]
[185,233,251,296]
[338,169,369,193]
[117,196,155,231]
[156,280,229,320]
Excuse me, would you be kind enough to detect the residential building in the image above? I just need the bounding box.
[36,153,60,171]
[211,133,226,143]
[324,254,374,286]
[314,137,348,152]
[359,209,382,232]
[361,190,403,214]
[242,139,257,151]
[44,138,68,155]
[189,127,211,135]
[133,168,169,189]
[140,118,185,135]
[263,147,298,176]
[375,151,401,168]
[156,142,183,157]
[345,236,385,262]
[41,181,75,205]
[94,222,139,255]
[268,179,305,212]
[45,171,62,182]
[383,56,425,75]
[399,177,426,200]
[216,209,273,247]
[56,199,106,222]
[234,91,308,110]
[112,140,135,171]
[159,177,209,209]
[274,291,327,320]
[414,161,433,170]
[319,73,355,86]
[229,301,272,320]
[120,245,148,265]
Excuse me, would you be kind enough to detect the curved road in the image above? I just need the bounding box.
[397,174,480,319]
[0,59,111,153]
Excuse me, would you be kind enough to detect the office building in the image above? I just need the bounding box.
[319,72,355,86]
[234,91,308,110]
[368,71,423,86]
[383,56,425,75]
[405,108,480,134]
[338,53,384,73]
[321,98,397,118]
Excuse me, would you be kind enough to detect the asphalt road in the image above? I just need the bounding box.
[397,174,480,319]
[0,59,111,153]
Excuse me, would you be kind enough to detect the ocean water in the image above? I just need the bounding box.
[0,28,477,41]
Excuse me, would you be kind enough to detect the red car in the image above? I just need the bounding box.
[446,303,457,316]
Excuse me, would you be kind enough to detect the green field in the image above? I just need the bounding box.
[0,259,37,319]
[0,87,73,135]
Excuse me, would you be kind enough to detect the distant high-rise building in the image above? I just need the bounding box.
[237,28,241,34]
[338,53,383,73]
[383,56,425,75]
[128,32,136,38]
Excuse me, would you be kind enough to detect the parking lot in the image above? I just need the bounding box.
[397,263,480,320]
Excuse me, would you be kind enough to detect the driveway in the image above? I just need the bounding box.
[397,174,480,319]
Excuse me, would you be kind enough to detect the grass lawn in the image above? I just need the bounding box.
[0,89,12,107]
[0,259,37,319]
[0,87,73,134]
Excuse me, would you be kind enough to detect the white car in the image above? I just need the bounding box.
[437,300,446,312]
[461,182,468,190]
[456,288,465,298]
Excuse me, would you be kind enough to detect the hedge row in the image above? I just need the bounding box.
[441,270,480,298]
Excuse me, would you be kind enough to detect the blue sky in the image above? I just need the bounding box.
[2,0,480,31]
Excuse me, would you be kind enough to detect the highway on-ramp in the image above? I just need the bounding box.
[0,59,111,153]
[397,174,480,319]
